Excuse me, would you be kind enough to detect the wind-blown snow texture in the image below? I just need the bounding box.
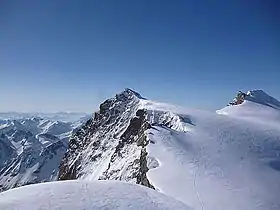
[0,115,87,191]
[58,89,280,210]
[0,180,191,210]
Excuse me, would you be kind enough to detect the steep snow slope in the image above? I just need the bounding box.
[0,180,191,210]
[246,90,280,109]
[59,89,280,210]
[0,116,86,191]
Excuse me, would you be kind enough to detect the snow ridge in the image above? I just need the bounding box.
[0,180,191,210]
[246,89,280,109]
[228,89,280,109]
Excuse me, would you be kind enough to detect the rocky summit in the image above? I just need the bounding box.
[58,88,154,188]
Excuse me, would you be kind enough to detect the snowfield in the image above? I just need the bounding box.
[139,94,280,210]
[0,180,191,210]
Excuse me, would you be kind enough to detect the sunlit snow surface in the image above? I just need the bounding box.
[0,180,191,210]
[140,99,280,210]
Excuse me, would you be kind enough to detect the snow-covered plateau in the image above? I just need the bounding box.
[1,88,280,210]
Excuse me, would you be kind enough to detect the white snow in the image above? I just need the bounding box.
[0,115,87,191]
[246,90,280,109]
[0,180,191,210]
[217,100,280,126]
[3,89,280,210]
[139,97,280,210]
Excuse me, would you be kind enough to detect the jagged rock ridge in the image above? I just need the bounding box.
[58,89,154,188]
[58,89,200,188]
[228,91,247,106]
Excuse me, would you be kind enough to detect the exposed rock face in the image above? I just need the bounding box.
[58,89,154,188]
[58,89,200,189]
[228,91,247,106]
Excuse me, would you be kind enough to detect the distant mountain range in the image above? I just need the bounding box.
[0,113,89,191]
[0,112,89,122]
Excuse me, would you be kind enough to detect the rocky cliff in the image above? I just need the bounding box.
[58,89,154,188]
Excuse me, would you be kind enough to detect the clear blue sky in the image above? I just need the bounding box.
[0,0,279,112]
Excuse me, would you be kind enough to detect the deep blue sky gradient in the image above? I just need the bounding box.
[0,0,279,112]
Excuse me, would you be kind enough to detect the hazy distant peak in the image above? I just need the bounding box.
[0,112,89,122]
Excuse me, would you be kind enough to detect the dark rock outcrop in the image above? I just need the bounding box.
[228,91,247,106]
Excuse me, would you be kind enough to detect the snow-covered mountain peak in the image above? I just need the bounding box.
[228,89,280,109]
[219,90,280,122]
[246,89,280,109]
[120,88,147,100]
[246,89,266,95]
[57,89,280,210]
